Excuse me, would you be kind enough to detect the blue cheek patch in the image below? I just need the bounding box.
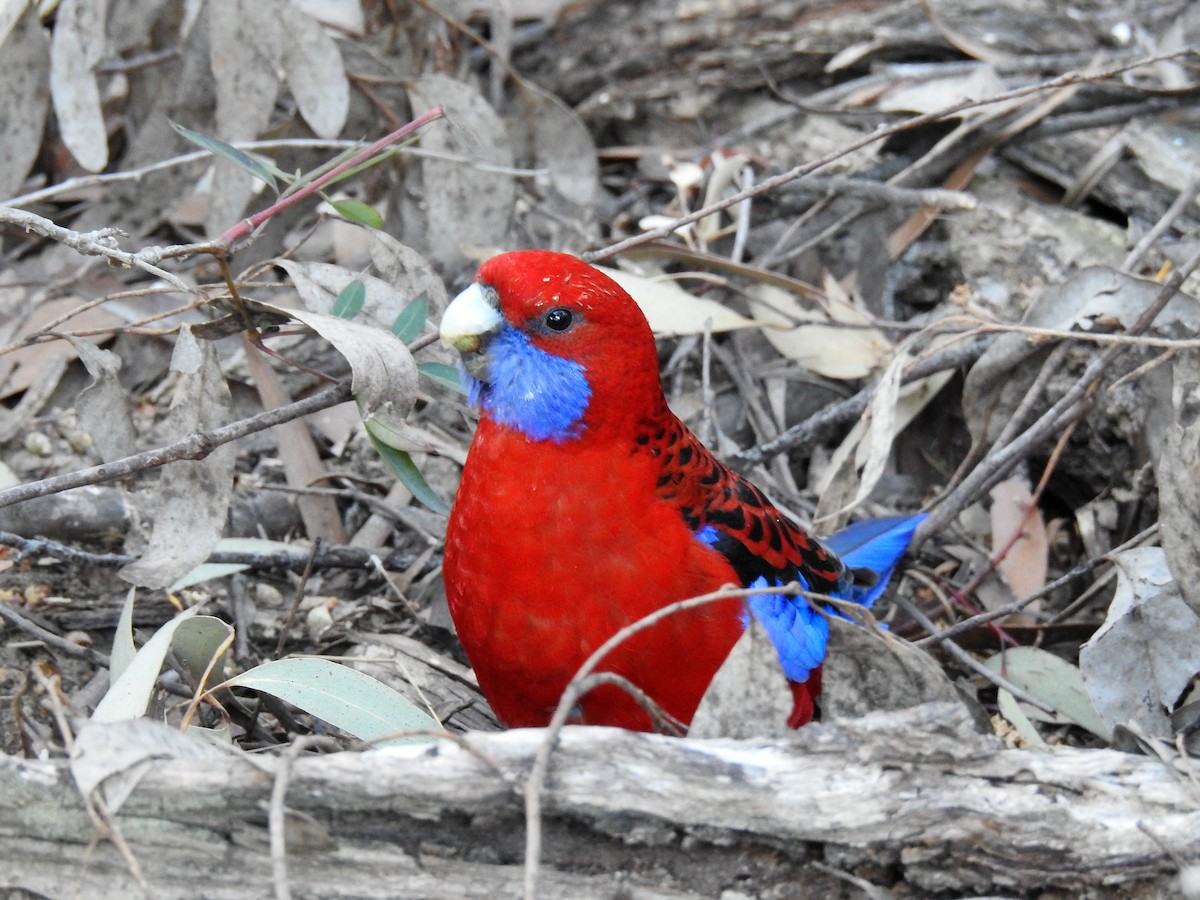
[472,327,591,443]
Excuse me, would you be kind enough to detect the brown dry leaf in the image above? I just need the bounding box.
[510,81,599,218]
[0,295,124,401]
[405,74,515,272]
[0,5,50,199]
[365,231,449,315]
[66,336,138,463]
[275,259,414,332]
[917,0,1011,65]
[289,0,365,33]
[280,6,349,139]
[745,278,891,380]
[1080,548,1200,739]
[253,299,418,440]
[1159,349,1200,618]
[989,474,1048,608]
[205,0,283,236]
[0,1,24,45]
[48,0,107,172]
[596,266,761,335]
[815,341,952,524]
[876,65,1008,116]
[119,327,235,590]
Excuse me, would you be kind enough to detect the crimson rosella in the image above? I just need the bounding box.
[439,250,922,732]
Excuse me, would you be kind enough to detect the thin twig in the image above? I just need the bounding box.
[0,530,422,573]
[0,207,195,294]
[916,523,1158,647]
[220,106,445,247]
[0,381,352,510]
[729,335,992,469]
[523,581,804,900]
[584,52,1192,264]
[914,241,1200,547]
[889,593,1054,714]
[1123,176,1200,272]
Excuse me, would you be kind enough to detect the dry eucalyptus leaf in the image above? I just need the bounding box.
[815,349,951,524]
[289,0,365,32]
[823,616,962,720]
[0,1,23,46]
[1080,547,1200,740]
[280,7,349,138]
[963,267,1200,448]
[511,81,599,214]
[205,0,283,236]
[989,474,1048,604]
[877,64,1009,116]
[255,300,418,439]
[746,281,891,379]
[72,718,225,814]
[365,231,448,315]
[405,74,515,272]
[597,266,761,335]
[119,327,235,589]
[0,5,49,200]
[1159,349,1200,617]
[276,259,414,332]
[985,646,1110,741]
[67,335,137,463]
[48,0,107,172]
[689,617,795,739]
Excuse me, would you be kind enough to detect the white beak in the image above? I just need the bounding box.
[439,282,504,353]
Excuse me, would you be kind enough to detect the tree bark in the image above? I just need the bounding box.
[1,704,1192,898]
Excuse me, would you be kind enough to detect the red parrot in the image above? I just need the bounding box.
[440,250,921,732]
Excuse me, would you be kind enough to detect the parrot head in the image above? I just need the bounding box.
[439,251,665,443]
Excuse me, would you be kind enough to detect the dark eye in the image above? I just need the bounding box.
[544,308,574,332]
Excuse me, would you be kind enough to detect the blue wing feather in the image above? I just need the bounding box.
[697,513,924,684]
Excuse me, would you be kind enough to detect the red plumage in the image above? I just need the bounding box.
[442,251,847,731]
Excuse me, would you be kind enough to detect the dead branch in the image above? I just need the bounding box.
[1,705,1194,899]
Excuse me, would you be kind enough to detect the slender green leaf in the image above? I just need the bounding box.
[111,587,138,684]
[171,617,234,690]
[997,688,1047,747]
[418,361,466,393]
[330,198,383,229]
[223,657,438,747]
[170,537,298,590]
[984,646,1111,740]
[92,607,203,722]
[315,145,403,190]
[170,120,280,191]
[366,427,449,514]
[332,279,366,319]
[392,294,428,341]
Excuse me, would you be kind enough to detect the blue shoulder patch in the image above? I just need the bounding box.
[467,327,591,443]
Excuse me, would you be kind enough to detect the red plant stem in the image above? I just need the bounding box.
[219,105,446,247]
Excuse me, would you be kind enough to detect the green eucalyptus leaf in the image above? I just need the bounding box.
[366,426,449,514]
[333,279,366,319]
[223,657,439,747]
[170,120,280,191]
[392,294,429,342]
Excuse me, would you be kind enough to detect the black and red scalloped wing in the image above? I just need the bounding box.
[639,416,846,593]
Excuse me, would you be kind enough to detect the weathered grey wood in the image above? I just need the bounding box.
[0,704,1193,898]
